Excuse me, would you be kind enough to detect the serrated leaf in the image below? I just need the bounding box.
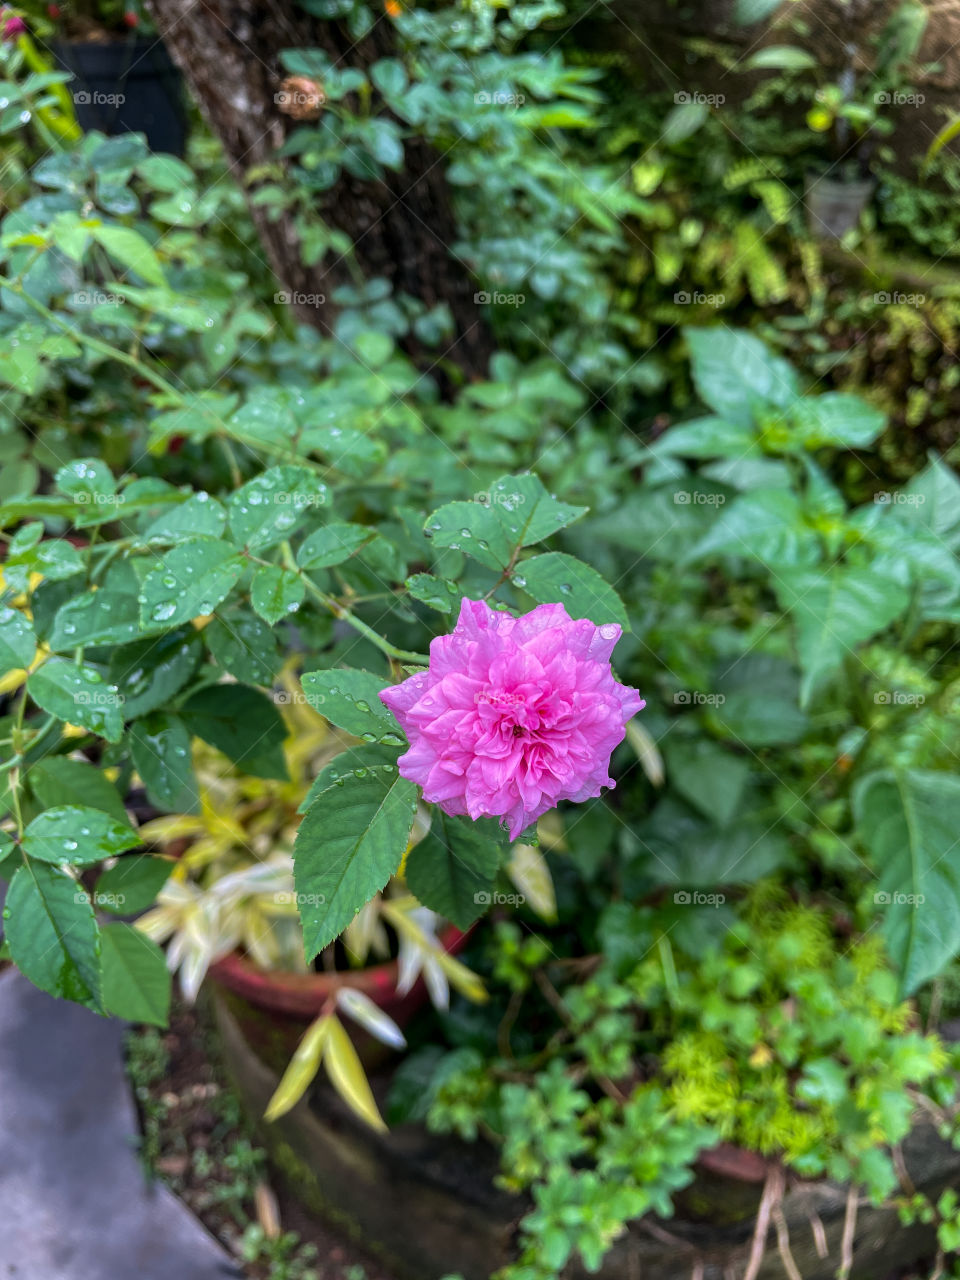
[4,861,102,1005]
[139,492,227,543]
[0,606,36,671]
[685,327,800,425]
[109,629,201,718]
[405,573,461,613]
[424,472,587,571]
[96,854,174,915]
[100,923,171,1025]
[776,567,910,704]
[138,539,244,628]
[27,659,124,741]
[130,712,198,812]
[250,566,305,624]
[513,552,628,628]
[294,770,418,958]
[22,805,139,865]
[405,813,502,930]
[854,769,960,993]
[205,610,279,685]
[301,667,400,741]
[299,746,401,814]
[228,466,327,552]
[27,761,123,829]
[297,521,375,569]
[49,590,145,649]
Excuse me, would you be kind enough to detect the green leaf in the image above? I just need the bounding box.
[298,746,401,814]
[904,457,960,549]
[685,327,800,425]
[130,713,198,812]
[733,0,783,23]
[405,813,503,930]
[301,668,401,742]
[513,552,629,628]
[91,223,165,286]
[54,457,116,504]
[745,45,818,70]
[663,740,750,828]
[27,659,124,741]
[294,770,418,959]
[789,393,886,449]
[297,521,375,569]
[5,534,83,589]
[661,100,709,144]
[140,492,227,543]
[0,606,36,671]
[228,466,327,552]
[4,861,101,1005]
[692,489,818,569]
[96,854,174,915]
[636,796,788,888]
[250,565,305,624]
[424,473,587,571]
[405,573,461,614]
[853,770,960,993]
[370,57,408,97]
[205,610,279,685]
[22,805,138,865]
[180,683,287,779]
[138,539,244,628]
[711,654,808,747]
[109,629,202,718]
[652,417,758,459]
[28,757,128,824]
[49,590,145,649]
[776,567,910,704]
[100,923,171,1026]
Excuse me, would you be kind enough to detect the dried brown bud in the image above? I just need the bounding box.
[275,76,325,121]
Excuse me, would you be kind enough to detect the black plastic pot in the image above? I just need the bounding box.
[50,37,188,156]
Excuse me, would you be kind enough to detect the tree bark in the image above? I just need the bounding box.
[147,0,495,380]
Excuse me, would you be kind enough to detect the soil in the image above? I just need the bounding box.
[126,999,398,1280]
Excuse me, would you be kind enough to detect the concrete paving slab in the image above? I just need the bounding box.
[0,969,240,1280]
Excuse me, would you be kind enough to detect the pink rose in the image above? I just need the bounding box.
[380,598,644,839]
[1,11,26,37]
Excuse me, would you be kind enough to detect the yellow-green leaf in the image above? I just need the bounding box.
[264,1013,330,1122]
[322,1014,388,1132]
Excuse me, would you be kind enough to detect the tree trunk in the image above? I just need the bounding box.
[147,0,495,380]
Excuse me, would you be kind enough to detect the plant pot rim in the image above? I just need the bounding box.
[209,922,467,1018]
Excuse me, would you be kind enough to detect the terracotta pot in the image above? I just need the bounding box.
[208,925,468,1073]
